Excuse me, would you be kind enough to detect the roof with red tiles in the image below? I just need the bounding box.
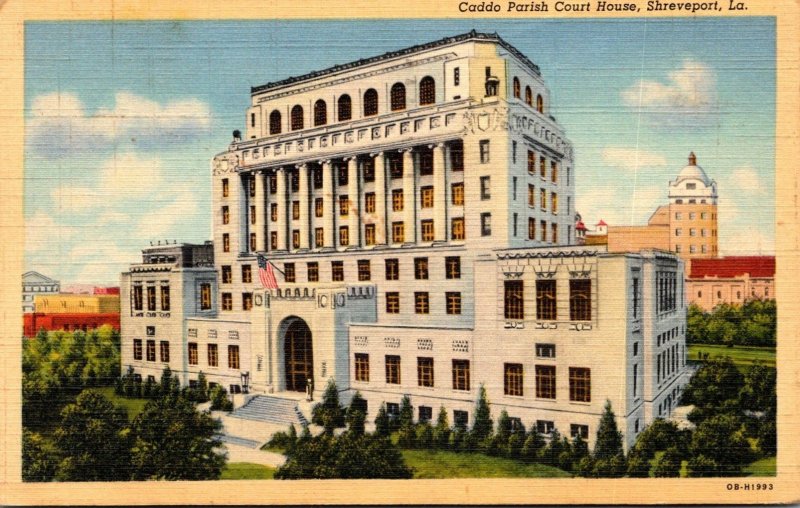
[689,256,775,279]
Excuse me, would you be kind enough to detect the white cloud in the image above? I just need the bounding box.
[728,166,767,195]
[621,60,718,127]
[25,211,77,254]
[68,243,139,286]
[135,189,199,238]
[720,229,774,256]
[601,147,667,171]
[577,185,664,228]
[27,91,211,158]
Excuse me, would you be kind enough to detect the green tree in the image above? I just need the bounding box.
[652,447,682,477]
[629,418,683,459]
[373,403,391,438]
[682,357,744,417]
[521,429,545,463]
[311,379,346,435]
[132,396,226,480]
[594,400,623,461]
[739,363,776,413]
[432,407,451,449]
[52,390,132,481]
[625,450,651,478]
[345,392,367,436]
[196,371,210,403]
[397,395,416,448]
[209,384,233,411]
[689,413,752,476]
[22,430,58,482]
[470,385,493,443]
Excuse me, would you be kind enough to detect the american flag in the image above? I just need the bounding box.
[257,254,279,289]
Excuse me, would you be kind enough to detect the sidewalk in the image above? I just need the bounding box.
[223,443,286,467]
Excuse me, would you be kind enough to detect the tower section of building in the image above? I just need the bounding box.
[667,152,718,258]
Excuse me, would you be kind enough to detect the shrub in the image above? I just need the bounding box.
[209,385,233,411]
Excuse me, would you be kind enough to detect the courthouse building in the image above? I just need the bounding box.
[121,31,689,448]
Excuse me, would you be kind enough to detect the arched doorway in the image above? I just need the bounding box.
[284,319,313,392]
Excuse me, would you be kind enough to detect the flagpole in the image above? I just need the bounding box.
[266,258,285,276]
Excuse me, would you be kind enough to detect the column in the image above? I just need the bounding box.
[255,171,267,251]
[321,160,335,249]
[432,143,447,242]
[275,168,288,251]
[373,152,386,245]
[347,156,359,248]
[297,163,310,250]
[402,148,416,244]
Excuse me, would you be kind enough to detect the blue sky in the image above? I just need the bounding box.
[24,18,776,285]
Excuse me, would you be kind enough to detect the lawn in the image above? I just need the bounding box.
[402,449,572,478]
[221,462,276,480]
[688,344,775,370]
[743,456,776,477]
[95,386,150,419]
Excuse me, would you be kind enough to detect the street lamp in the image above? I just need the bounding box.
[240,371,250,394]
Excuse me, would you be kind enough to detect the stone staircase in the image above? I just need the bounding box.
[228,394,309,427]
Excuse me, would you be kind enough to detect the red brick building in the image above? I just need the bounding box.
[686,256,775,310]
[23,293,121,337]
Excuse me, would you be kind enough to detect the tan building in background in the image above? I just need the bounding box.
[686,256,775,311]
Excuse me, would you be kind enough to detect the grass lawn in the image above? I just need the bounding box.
[688,344,775,371]
[402,449,571,478]
[221,462,276,480]
[95,386,150,420]
[743,456,776,477]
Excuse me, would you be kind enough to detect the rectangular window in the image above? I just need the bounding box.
[452,360,470,391]
[222,206,230,224]
[339,226,349,246]
[364,224,376,246]
[315,198,324,218]
[270,232,278,250]
[385,355,401,384]
[415,292,430,314]
[551,161,558,183]
[540,188,546,210]
[392,222,405,243]
[513,177,518,201]
[512,141,517,163]
[338,163,349,186]
[315,228,324,248]
[451,182,464,205]
[385,292,400,313]
[454,67,460,86]
[480,176,491,199]
[537,420,555,435]
[570,279,592,321]
[363,158,375,182]
[133,339,142,360]
[450,141,464,171]
[504,363,524,396]
[222,233,230,252]
[242,265,252,284]
[385,259,399,280]
[417,357,434,387]
[291,170,299,192]
[454,410,468,430]
[358,259,371,281]
[551,193,558,214]
[513,213,518,237]
[133,285,143,311]
[421,186,434,208]
[479,140,490,163]
[388,153,403,179]
[527,150,535,174]
[147,286,156,311]
[222,292,233,311]
[446,292,462,315]
[208,344,218,367]
[451,218,465,240]
[528,184,535,207]
[284,263,296,283]
[535,365,556,399]
[313,167,323,189]
[570,424,589,440]
[365,193,376,213]
[331,261,344,282]
[200,283,211,310]
[633,364,638,397]
[250,205,256,225]
[222,265,232,284]
[269,175,277,194]
[271,203,278,222]
[392,189,404,211]
[419,150,433,176]
[242,292,253,310]
[481,213,491,236]
[536,343,556,358]
[419,406,433,423]
[540,220,547,242]
[421,220,434,241]
[355,353,369,382]
[250,232,257,251]
[307,262,319,282]
[528,217,536,240]
[504,280,524,320]
[228,345,240,369]
[293,201,300,220]
[551,223,558,243]
[146,340,156,362]
[632,277,639,319]
[414,258,429,279]
[339,195,349,217]
[540,156,546,179]
[222,178,229,197]
[536,280,557,320]
[188,342,198,365]
[445,256,461,279]
[160,341,170,363]
[569,367,591,402]
[160,286,170,311]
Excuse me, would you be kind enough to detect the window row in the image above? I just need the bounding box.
[503,279,591,321]
[185,342,240,369]
[132,339,171,363]
[383,291,462,315]
[511,76,545,113]
[674,228,716,237]
[656,343,684,384]
[526,184,559,214]
[279,256,462,284]
[265,77,437,135]
[525,150,559,184]
[132,285,171,312]
[220,292,254,311]
[526,218,560,243]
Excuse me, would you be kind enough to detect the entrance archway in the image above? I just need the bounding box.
[283,319,313,392]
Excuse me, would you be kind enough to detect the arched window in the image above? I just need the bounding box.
[513,77,521,98]
[536,94,544,114]
[269,110,282,135]
[525,86,532,106]
[338,94,352,121]
[390,82,406,111]
[363,89,378,117]
[291,105,304,131]
[419,76,435,106]
[313,100,327,127]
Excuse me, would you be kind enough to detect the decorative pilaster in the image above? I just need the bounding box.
[275,168,288,251]
[401,148,415,244]
[255,171,267,251]
[321,160,334,249]
[297,163,310,250]
[432,143,447,242]
[372,152,386,245]
[347,156,359,248]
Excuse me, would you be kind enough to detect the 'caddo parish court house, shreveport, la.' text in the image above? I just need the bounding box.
[458,0,747,13]
[120,31,690,450]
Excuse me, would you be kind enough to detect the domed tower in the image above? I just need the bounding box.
[667,152,718,258]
